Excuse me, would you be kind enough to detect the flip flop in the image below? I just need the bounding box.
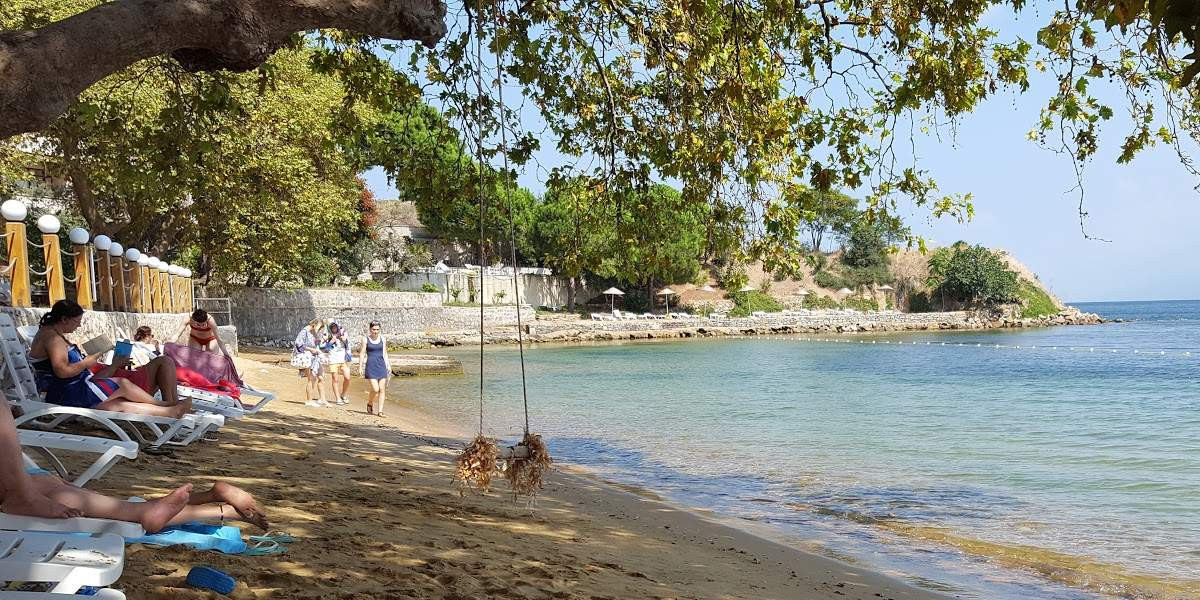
[248,531,297,544]
[242,540,288,556]
[142,445,174,457]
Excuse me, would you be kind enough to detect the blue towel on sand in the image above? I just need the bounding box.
[127,522,247,554]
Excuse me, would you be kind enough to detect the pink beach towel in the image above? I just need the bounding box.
[164,343,243,388]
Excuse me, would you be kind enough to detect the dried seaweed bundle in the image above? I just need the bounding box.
[455,434,500,494]
[503,433,553,498]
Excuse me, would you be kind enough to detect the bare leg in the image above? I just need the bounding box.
[139,356,180,405]
[366,379,379,414]
[340,367,351,399]
[184,482,267,530]
[0,397,80,518]
[328,370,342,402]
[204,339,220,355]
[376,379,387,416]
[303,369,318,401]
[32,475,192,533]
[97,387,189,418]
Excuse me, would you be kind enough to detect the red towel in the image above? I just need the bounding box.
[175,366,242,401]
[163,343,244,388]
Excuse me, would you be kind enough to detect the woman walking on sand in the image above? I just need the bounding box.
[323,321,352,406]
[357,321,390,416]
[292,318,328,408]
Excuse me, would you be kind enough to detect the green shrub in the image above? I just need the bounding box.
[940,245,1019,305]
[420,282,439,293]
[729,291,782,317]
[803,294,840,310]
[718,263,749,292]
[813,270,844,290]
[842,297,877,312]
[685,302,716,316]
[354,279,385,291]
[842,264,893,288]
[449,286,463,302]
[1017,280,1058,318]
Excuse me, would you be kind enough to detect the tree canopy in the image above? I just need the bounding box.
[5,0,1200,285]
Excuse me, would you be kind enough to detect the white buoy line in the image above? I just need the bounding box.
[788,336,1197,358]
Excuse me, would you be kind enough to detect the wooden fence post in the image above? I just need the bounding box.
[107,243,125,312]
[68,228,92,309]
[35,215,65,304]
[2,201,31,308]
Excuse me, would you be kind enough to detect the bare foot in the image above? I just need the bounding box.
[3,491,82,519]
[210,482,268,530]
[141,484,193,533]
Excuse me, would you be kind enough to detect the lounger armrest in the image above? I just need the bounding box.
[13,406,135,443]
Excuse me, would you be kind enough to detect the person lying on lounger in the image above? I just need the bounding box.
[0,395,268,533]
[29,300,191,418]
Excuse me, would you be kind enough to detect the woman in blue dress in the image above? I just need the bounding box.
[356,321,390,416]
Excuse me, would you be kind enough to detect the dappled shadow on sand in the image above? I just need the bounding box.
[81,394,943,600]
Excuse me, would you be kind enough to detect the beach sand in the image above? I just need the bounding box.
[85,356,949,600]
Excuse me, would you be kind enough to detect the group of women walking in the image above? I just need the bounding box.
[292,319,391,416]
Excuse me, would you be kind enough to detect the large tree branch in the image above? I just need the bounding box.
[0,0,447,138]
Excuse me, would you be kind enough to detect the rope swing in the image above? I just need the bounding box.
[455,0,552,498]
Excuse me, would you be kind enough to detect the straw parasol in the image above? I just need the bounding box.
[657,287,676,313]
[700,284,716,292]
[836,287,853,297]
[738,284,755,293]
[602,287,624,312]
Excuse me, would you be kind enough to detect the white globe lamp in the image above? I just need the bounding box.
[93,235,112,251]
[124,248,141,262]
[0,200,27,222]
[35,214,60,234]
[68,228,90,245]
[107,242,123,257]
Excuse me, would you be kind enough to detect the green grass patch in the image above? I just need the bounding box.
[1017,280,1058,318]
[729,291,783,317]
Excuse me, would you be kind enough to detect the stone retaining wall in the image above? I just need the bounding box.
[0,307,239,353]
[403,308,1103,347]
[230,286,535,344]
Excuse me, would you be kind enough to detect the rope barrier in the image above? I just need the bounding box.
[28,266,48,276]
[789,336,1198,358]
[62,274,79,283]
[25,238,46,249]
[0,262,15,276]
[60,248,78,257]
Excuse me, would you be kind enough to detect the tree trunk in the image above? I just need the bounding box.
[566,276,576,311]
[0,0,447,138]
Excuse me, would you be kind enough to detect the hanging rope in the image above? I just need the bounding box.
[492,0,531,436]
[25,238,46,249]
[472,5,488,438]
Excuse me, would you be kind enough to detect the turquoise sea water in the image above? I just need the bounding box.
[396,300,1200,599]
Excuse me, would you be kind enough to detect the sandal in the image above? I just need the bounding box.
[142,445,174,457]
[366,403,373,415]
[242,540,288,556]
[249,531,297,544]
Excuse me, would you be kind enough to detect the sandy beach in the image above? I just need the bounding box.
[82,355,949,600]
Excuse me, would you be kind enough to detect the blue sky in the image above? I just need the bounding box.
[363,11,1200,304]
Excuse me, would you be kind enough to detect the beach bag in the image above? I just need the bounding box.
[289,352,311,368]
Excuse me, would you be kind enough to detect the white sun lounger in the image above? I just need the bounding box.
[17,430,137,488]
[0,530,126,597]
[0,316,224,448]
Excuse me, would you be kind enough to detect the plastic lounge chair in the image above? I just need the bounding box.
[0,505,144,539]
[17,430,138,488]
[0,529,125,597]
[0,316,224,448]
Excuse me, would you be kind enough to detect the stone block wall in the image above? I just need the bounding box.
[229,287,534,344]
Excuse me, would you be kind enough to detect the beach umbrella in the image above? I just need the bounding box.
[657,287,676,313]
[795,288,810,296]
[700,284,716,292]
[738,284,755,293]
[836,287,853,297]
[602,287,625,312]
[877,284,894,291]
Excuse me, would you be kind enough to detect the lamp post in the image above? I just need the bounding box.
[137,255,151,312]
[1,200,30,307]
[68,228,92,309]
[93,235,112,310]
[124,248,142,312]
[107,243,124,312]
[36,214,64,303]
